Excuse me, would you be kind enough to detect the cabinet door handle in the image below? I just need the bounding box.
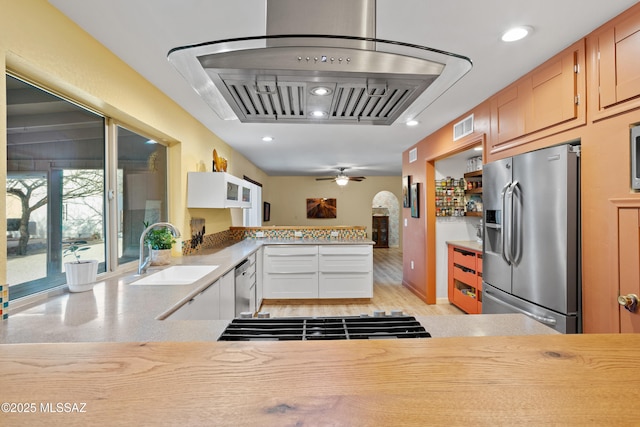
[618,294,639,312]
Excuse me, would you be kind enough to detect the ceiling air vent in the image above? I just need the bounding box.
[453,114,474,141]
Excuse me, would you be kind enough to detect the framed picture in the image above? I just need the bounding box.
[402,175,411,208]
[263,202,271,222]
[306,198,337,219]
[410,183,420,218]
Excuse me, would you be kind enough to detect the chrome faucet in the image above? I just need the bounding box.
[138,222,181,275]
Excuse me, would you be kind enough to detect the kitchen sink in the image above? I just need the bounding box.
[130,265,219,286]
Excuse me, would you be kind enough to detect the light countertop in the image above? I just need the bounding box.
[447,240,483,252]
[0,238,555,344]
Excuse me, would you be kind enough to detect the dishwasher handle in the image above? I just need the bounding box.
[235,259,249,277]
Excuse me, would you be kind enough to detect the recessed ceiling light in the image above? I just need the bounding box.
[262,136,273,142]
[311,110,328,118]
[310,86,332,96]
[501,26,532,42]
[406,120,419,126]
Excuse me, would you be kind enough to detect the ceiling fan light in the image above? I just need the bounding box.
[336,176,349,186]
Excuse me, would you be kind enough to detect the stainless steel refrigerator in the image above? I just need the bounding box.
[482,143,581,333]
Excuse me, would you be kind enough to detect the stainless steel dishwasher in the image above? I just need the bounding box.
[234,259,256,316]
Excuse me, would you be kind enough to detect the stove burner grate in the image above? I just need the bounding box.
[218,315,431,341]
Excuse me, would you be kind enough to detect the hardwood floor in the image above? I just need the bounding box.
[259,247,465,317]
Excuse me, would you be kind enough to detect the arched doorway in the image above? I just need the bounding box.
[372,191,400,247]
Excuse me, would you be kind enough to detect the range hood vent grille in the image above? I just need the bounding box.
[218,76,427,124]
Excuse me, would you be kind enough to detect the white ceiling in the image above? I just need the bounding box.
[48,0,638,177]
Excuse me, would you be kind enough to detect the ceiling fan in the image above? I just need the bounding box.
[316,168,366,186]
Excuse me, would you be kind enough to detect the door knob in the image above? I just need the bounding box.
[618,294,639,313]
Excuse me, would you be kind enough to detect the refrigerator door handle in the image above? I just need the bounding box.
[506,180,520,265]
[500,182,512,265]
[485,287,558,327]
[521,310,557,326]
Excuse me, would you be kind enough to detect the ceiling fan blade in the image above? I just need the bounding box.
[315,177,336,181]
[349,177,366,181]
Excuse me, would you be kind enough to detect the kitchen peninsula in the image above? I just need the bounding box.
[2,238,639,425]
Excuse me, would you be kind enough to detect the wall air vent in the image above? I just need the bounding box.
[409,148,418,163]
[453,114,474,141]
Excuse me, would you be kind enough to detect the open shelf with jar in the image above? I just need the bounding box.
[463,171,483,217]
[435,177,466,217]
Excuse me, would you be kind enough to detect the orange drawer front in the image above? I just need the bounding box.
[453,249,476,271]
[476,256,483,274]
[453,264,477,286]
[452,286,478,314]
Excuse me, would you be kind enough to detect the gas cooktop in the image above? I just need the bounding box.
[217,313,431,341]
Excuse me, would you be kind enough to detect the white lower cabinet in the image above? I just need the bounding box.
[256,247,264,309]
[319,272,373,298]
[263,244,373,299]
[319,245,373,298]
[218,270,235,319]
[264,272,319,298]
[263,245,318,299]
[168,280,220,320]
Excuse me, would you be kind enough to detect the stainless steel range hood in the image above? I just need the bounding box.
[168,0,472,125]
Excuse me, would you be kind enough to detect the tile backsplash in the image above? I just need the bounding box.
[0,284,9,320]
[182,226,368,255]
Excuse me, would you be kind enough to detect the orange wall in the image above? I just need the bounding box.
[403,4,640,332]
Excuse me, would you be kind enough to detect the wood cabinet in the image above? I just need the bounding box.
[263,244,373,299]
[447,243,483,314]
[489,40,585,153]
[371,216,389,248]
[616,206,640,333]
[463,171,482,217]
[589,6,640,120]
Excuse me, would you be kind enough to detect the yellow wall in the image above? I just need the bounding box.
[0,0,267,279]
[267,176,403,245]
[0,0,398,286]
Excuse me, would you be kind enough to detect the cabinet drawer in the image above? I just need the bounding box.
[247,252,256,265]
[264,246,318,273]
[453,249,477,271]
[476,256,483,274]
[319,253,372,272]
[453,264,477,286]
[452,286,478,314]
[263,272,318,299]
[265,245,318,256]
[318,272,373,298]
[318,245,372,256]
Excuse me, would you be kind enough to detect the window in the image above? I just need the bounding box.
[6,75,167,300]
[116,126,168,265]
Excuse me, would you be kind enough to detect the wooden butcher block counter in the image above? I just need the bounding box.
[2,334,640,426]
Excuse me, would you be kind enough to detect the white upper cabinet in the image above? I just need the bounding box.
[187,172,251,208]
